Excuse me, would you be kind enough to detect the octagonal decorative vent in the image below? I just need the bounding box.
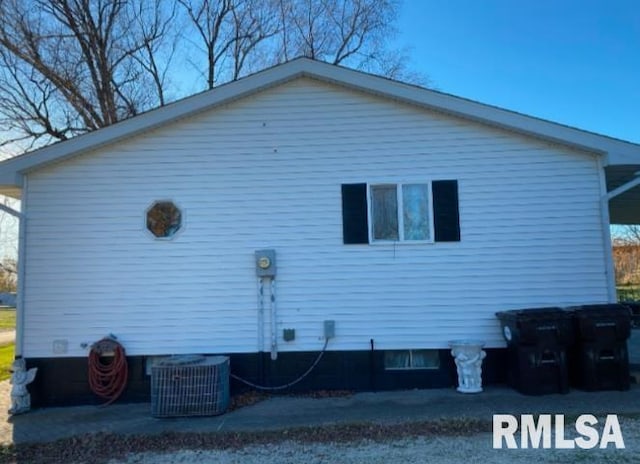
[146,201,182,238]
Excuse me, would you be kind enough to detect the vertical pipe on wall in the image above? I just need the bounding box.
[257,277,264,352]
[15,176,27,358]
[369,338,375,391]
[597,157,617,303]
[270,277,277,360]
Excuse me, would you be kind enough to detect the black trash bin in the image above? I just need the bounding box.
[568,304,631,391]
[619,302,640,328]
[496,307,573,395]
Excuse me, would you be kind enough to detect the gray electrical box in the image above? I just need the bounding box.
[324,320,335,339]
[255,249,277,277]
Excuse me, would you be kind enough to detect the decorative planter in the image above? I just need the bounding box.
[449,340,486,393]
[9,358,38,415]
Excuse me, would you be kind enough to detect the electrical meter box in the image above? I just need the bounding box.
[255,249,277,277]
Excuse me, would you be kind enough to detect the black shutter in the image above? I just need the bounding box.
[432,180,460,242]
[341,183,369,244]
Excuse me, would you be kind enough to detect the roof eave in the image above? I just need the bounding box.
[0,57,638,191]
[311,64,637,161]
[0,60,313,183]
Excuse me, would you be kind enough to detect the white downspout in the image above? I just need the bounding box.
[15,176,27,357]
[597,157,616,303]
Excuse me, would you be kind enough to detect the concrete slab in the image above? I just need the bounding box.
[3,383,640,446]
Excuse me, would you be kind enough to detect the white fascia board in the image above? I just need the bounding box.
[0,59,311,185]
[0,58,639,189]
[605,150,640,167]
[307,62,640,163]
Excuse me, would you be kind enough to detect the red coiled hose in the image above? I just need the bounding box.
[88,337,128,406]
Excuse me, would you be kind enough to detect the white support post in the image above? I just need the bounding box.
[598,158,617,302]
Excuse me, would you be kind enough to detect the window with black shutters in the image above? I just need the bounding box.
[341,180,460,244]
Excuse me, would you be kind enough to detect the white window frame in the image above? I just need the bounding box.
[368,182,434,244]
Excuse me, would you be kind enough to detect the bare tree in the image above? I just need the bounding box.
[0,195,18,289]
[1,0,417,149]
[177,0,236,90]
[0,0,176,149]
[129,0,180,107]
[229,0,280,80]
[614,225,640,246]
[611,225,640,294]
[0,257,16,293]
[177,0,280,88]
[274,0,404,70]
[180,0,415,90]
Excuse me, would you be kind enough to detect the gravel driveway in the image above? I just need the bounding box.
[108,418,640,464]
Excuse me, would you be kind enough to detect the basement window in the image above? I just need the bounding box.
[384,350,440,370]
[146,201,182,238]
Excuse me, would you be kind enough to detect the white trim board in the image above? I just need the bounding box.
[0,57,639,189]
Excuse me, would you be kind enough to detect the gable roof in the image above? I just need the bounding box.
[0,57,639,198]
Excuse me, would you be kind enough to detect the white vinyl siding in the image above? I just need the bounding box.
[22,77,608,358]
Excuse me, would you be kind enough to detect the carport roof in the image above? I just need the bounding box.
[0,57,638,221]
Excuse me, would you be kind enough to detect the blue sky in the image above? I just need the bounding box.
[395,0,640,143]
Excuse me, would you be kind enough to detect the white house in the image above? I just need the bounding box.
[0,58,639,405]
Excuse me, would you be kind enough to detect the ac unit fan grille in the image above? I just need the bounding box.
[150,355,230,418]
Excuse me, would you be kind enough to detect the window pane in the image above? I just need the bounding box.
[372,185,398,240]
[384,350,440,369]
[384,350,411,369]
[410,350,440,369]
[402,184,430,240]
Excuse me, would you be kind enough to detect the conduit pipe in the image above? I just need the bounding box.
[269,277,277,360]
[258,275,278,360]
[257,277,265,352]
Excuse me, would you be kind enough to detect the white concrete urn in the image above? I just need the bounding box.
[449,340,486,394]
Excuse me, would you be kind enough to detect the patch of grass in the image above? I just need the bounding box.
[617,285,640,302]
[0,309,15,331]
[0,343,13,381]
